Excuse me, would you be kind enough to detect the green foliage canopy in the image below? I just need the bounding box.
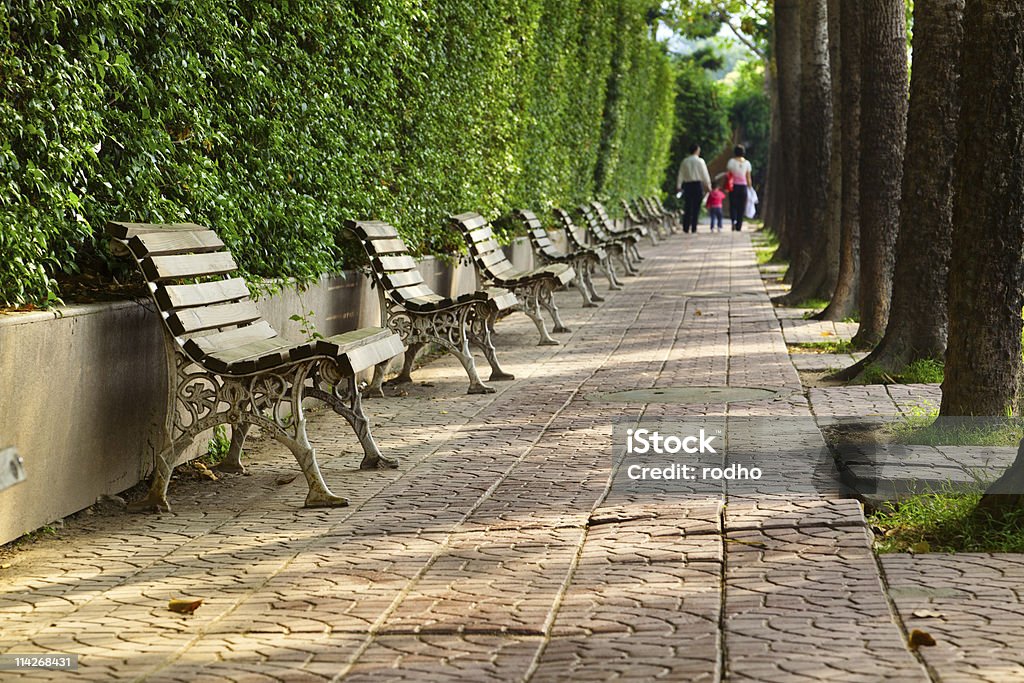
[0,0,674,306]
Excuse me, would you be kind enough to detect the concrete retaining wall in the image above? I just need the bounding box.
[0,241,534,545]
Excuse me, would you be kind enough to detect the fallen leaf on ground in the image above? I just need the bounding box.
[275,474,299,486]
[1,563,11,569]
[168,598,203,614]
[820,330,834,337]
[912,609,944,619]
[908,628,936,650]
[909,541,931,553]
[725,538,768,549]
[194,462,218,481]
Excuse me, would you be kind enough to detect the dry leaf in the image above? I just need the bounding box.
[820,330,835,337]
[908,628,936,650]
[168,598,203,615]
[275,474,299,486]
[912,609,944,619]
[194,462,218,481]
[1,563,11,569]
[909,541,931,554]
[694,309,703,316]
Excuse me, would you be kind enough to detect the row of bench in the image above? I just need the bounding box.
[106,197,677,512]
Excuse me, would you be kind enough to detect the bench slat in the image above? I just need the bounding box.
[479,249,511,269]
[365,238,409,256]
[107,221,208,240]
[156,277,251,310]
[184,321,278,359]
[350,221,400,240]
[143,252,238,282]
[452,213,489,231]
[382,270,425,289]
[374,255,418,273]
[205,338,298,374]
[167,300,264,336]
[129,229,225,258]
[391,284,436,302]
[468,225,493,243]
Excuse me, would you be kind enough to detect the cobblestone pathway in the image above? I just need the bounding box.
[0,231,990,682]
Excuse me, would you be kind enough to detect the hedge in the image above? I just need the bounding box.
[0,0,675,306]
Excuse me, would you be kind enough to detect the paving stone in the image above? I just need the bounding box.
[0,233,951,682]
[882,553,1024,683]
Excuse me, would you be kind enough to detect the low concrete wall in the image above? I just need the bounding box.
[0,243,534,545]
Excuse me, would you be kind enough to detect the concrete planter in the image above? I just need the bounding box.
[0,241,534,545]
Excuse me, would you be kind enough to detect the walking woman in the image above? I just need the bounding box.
[726,145,753,231]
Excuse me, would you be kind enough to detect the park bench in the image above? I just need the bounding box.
[346,219,517,395]
[591,201,647,258]
[513,208,604,308]
[451,212,575,346]
[106,221,405,512]
[648,195,682,234]
[635,196,673,240]
[576,202,641,276]
[552,207,624,291]
[620,199,660,245]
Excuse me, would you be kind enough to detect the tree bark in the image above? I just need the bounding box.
[772,0,831,305]
[832,0,963,381]
[772,0,801,261]
[763,56,783,235]
[818,0,862,322]
[851,0,907,348]
[821,0,842,297]
[941,0,1024,419]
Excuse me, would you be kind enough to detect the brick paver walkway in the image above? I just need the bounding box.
[0,232,1003,681]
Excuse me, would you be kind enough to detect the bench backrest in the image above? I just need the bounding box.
[345,220,441,308]
[106,221,280,367]
[450,212,518,280]
[554,208,590,252]
[577,203,613,243]
[620,199,643,225]
[513,209,563,261]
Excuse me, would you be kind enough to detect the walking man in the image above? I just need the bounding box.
[676,144,712,233]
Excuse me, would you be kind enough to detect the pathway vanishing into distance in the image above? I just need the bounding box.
[1,231,1020,682]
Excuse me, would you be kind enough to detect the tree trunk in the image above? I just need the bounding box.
[851,0,907,348]
[763,58,783,235]
[818,0,862,322]
[772,0,801,261]
[833,0,964,381]
[821,0,842,297]
[941,0,1024,419]
[773,0,831,306]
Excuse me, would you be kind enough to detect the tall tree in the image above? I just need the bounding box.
[941,0,1024,419]
[819,0,842,298]
[771,0,801,259]
[833,0,964,380]
[851,0,908,347]
[943,0,1024,519]
[816,0,861,321]
[773,0,831,303]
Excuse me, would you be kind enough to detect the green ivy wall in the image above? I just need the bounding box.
[0,0,675,306]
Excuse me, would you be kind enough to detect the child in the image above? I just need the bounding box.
[706,182,726,232]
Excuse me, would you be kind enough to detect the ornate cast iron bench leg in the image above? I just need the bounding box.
[601,256,624,290]
[306,370,398,471]
[213,423,250,474]
[537,283,571,333]
[468,302,515,382]
[578,258,604,302]
[572,269,597,308]
[515,282,560,346]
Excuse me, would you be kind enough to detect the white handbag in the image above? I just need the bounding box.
[745,187,758,219]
